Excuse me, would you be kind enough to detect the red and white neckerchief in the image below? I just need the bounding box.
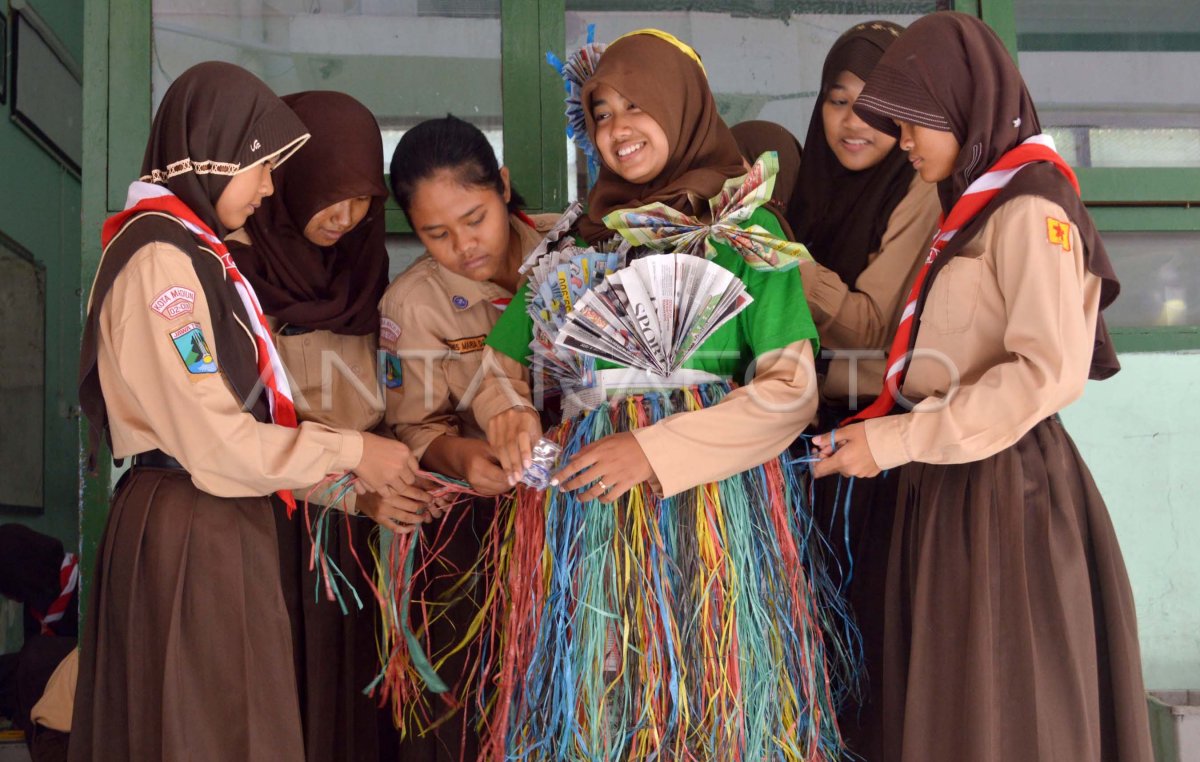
[31,553,79,635]
[102,182,300,514]
[847,134,1079,424]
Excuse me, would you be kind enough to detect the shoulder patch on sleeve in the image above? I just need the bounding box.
[1046,217,1072,252]
[445,335,487,354]
[150,285,196,319]
[170,322,218,374]
[380,350,403,389]
[380,317,401,346]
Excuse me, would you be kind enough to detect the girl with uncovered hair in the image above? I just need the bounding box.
[379,114,556,760]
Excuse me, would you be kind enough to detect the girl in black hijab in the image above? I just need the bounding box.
[791,22,942,760]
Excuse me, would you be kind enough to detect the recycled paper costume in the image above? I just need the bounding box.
[456,31,853,761]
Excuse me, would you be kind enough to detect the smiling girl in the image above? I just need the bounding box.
[813,12,1152,762]
[471,30,845,761]
[788,21,942,760]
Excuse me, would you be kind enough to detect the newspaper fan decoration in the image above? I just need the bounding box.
[523,202,626,390]
[556,253,752,377]
[546,25,606,185]
[603,151,814,271]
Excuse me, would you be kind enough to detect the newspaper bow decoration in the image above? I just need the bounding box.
[602,151,812,271]
[546,25,606,186]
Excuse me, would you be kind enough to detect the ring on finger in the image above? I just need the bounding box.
[595,478,610,494]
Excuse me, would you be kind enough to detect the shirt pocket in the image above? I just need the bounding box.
[921,256,983,335]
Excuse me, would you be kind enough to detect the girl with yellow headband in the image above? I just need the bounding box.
[466,29,850,761]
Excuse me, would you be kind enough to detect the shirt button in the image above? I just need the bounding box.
[351,364,362,374]
[303,338,311,346]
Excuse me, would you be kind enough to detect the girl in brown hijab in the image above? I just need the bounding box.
[813,12,1152,762]
[729,119,803,231]
[477,31,844,761]
[73,63,428,762]
[790,21,943,760]
[227,90,405,762]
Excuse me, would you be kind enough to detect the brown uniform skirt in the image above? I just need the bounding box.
[810,466,898,762]
[882,416,1153,762]
[70,467,305,762]
[274,503,392,762]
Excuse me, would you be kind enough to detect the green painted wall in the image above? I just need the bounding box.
[0,1,83,652]
[1061,353,1200,690]
[0,7,83,543]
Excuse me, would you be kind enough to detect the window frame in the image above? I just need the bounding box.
[81,0,1196,604]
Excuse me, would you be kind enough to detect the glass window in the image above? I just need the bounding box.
[1015,0,1200,169]
[562,1,941,202]
[150,0,503,173]
[1102,232,1200,328]
[0,238,44,512]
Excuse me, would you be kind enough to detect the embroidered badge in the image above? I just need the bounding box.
[380,317,401,346]
[381,351,403,389]
[150,285,196,320]
[170,322,218,374]
[452,295,469,310]
[446,335,487,354]
[1046,217,1072,252]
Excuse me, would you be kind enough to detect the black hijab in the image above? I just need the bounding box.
[791,20,914,286]
[232,91,389,335]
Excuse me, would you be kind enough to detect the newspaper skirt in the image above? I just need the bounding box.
[470,381,850,761]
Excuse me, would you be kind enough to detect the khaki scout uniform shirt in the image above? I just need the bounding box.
[97,242,363,496]
[864,195,1102,469]
[380,214,554,459]
[224,228,385,434]
[31,648,78,732]
[799,176,941,406]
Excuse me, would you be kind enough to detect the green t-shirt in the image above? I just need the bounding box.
[485,207,819,382]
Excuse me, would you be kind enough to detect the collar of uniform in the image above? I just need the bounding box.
[430,213,540,308]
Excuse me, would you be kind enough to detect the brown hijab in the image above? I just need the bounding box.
[791,20,915,286]
[81,63,309,466]
[232,91,389,335]
[853,12,1120,380]
[730,119,802,236]
[139,61,308,238]
[578,31,747,243]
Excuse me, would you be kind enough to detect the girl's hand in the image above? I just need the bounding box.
[811,423,881,479]
[357,490,431,534]
[485,407,543,486]
[355,432,421,495]
[552,432,654,504]
[459,439,513,496]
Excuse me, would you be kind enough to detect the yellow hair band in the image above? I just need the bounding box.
[612,28,707,77]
